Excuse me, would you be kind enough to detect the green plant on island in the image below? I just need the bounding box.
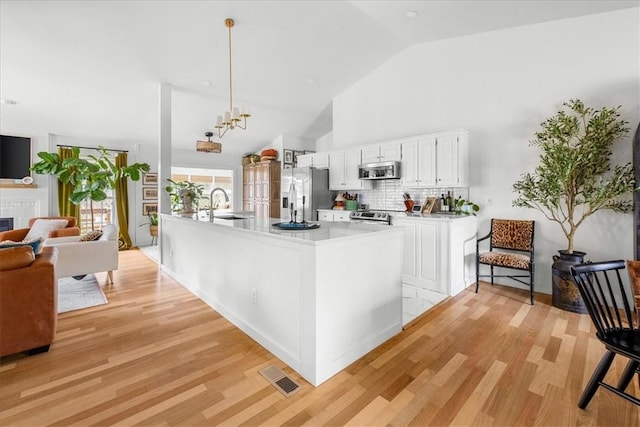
[512,99,636,253]
[165,179,205,213]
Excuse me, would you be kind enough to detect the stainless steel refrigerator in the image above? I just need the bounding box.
[281,167,333,222]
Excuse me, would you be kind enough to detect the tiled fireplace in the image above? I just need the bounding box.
[0,200,39,229]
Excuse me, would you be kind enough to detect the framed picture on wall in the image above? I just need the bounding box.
[283,163,293,170]
[293,150,304,164]
[142,187,158,200]
[283,149,293,164]
[142,203,158,216]
[142,173,158,185]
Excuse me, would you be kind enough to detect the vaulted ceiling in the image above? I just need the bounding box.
[1,1,636,157]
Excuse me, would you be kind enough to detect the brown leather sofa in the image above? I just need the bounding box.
[0,246,58,357]
[0,216,80,242]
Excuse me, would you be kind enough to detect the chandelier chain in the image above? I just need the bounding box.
[213,17,250,140]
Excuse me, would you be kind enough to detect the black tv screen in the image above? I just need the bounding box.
[0,135,32,179]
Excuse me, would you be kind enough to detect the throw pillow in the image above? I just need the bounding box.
[24,219,68,241]
[22,237,44,254]
[0,246,35,271]
[0,237,44,254]
[80,230,103,241]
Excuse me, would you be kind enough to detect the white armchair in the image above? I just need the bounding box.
[44,224,119,284]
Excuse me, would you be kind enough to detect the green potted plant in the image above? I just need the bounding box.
[165,179,205,214]
[140,212,158,237]
[453,197,480,215]
[512,99,635,312]
[31,146,150,230]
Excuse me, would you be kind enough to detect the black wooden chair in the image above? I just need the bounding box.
[475,219,535,305]
[570,260,640,408]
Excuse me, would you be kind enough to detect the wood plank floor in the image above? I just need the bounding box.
[1,249,638,426]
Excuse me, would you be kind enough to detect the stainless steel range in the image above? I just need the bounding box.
[350,210,392,225]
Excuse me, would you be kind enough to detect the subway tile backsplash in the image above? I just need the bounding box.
[357,180,469,211]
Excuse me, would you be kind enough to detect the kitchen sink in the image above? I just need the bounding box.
[215,215,248,220]
[213,211,255,220]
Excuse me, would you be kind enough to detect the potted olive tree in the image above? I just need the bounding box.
[513,99,635,312]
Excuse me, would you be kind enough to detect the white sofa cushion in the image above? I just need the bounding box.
[44,224,119,279]
[24,219,68,241]
[99,224,118,241]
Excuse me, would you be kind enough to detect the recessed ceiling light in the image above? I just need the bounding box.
[404,10,419,18]
[306,76,317,84]
[0,98,17,105]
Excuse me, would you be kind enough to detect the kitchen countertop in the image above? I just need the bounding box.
[317,208,475,222]
[389,211,476,221]
[161,213,401,246]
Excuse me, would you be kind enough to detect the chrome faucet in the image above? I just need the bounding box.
[209,187,230,222]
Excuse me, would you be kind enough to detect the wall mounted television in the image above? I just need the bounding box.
[0,135,32,180]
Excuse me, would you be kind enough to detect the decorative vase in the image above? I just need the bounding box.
[551,250,588,313]
[180,190,195,214]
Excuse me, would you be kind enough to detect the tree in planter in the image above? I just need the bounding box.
[513,99,635,253]
[31,146,150,230]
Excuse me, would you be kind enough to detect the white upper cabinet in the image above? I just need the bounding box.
[435,131,468,187]
[361,143,402,163]
[296,154,313,168]
[312,152,329,169]
[401,137,436,187]
[401,130,468,188]
[294,153,329,169]
[329,149,369,190]
[318,128,468,189]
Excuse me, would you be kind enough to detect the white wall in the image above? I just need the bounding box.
[332,9,640,294]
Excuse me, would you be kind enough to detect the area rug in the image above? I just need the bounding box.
[58,274,108,313]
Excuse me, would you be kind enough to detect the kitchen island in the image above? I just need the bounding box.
[159,214,403,386]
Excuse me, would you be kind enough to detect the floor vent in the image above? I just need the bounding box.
[259,365,302,397]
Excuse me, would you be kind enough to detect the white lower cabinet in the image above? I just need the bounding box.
[393,215,477,296]
[318,209,351,222]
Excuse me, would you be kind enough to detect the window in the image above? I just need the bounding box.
[79,196,114,233]
[171,167,234,211]
[77,148,116,233]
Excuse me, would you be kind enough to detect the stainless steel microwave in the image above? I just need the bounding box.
[358,161,401,180]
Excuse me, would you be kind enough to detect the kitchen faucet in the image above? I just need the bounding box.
[209,187,230,222]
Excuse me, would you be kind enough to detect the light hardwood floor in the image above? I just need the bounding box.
[1,249,638,426]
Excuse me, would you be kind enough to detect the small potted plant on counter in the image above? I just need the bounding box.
[454,197,480,215]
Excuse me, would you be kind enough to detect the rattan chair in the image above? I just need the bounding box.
[570,260,640,408]
[475,219,535,304]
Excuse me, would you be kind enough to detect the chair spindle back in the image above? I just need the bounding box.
[571,260,636,338]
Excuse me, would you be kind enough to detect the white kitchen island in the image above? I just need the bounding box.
[159,214,403,386]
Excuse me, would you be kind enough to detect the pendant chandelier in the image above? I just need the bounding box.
[214,18,250,139]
